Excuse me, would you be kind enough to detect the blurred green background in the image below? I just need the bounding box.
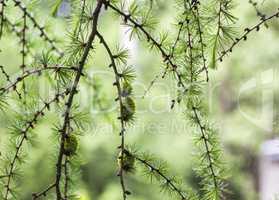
[0,0,279,199]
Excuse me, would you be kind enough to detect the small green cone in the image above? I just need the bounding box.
[64,134,78,156]
[122,97,135,122]
[117,150,135,173]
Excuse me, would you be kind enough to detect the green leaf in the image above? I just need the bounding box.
[209,36,218,69]
[51,0,63,17]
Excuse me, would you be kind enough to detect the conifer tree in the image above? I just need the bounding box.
[0,0,278,199]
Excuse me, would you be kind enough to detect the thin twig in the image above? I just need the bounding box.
[20,11,27,96]
[3,90,70,200]
[32,183,56,200]
[142,2,200,99]
[105,1,185,88]
[192,107,219,190]
[97,31,128,200]
[12,0,63,57]
[194,5,208,82]
[217,8,279,62]
[0,66,78,95]
[185,2,220,194]
[141,73,160,98]
[133,153,187,200]
[142,16,187,99]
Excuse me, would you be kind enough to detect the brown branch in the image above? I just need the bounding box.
[3,90,70,200]
[142,11,190,99]
[170,21,184,59]
[185,2,220,194]
[20,11,27,96]
[218,8,279,62]
[142,1,201,99]
[96,31,128,200]
[186,20,194,83]
[12,0,63,57]
[0,66,78,95]
[129,151,187,200]
[55,1,103,199]
[105,1,185,87]
[32,183,56,200]
[194,5,208,82]
[192,107,219,192]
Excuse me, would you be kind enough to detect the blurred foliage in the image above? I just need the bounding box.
[0,0,279,200]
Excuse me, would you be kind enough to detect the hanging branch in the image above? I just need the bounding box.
[142,16,187,99]
[0,66,78,95]
[194,4,208,82]
[192,107,220,190]
[186,20,194,83]
[12,0,63,57]
[2,89,70,200]
[208,1,224,70]
[182,2,225,197]
[105,1,185,87]
[218,8,279,62]
[97,31,129,200]
[205,0,237,71]
[168,1,196,74]
[142,8,192,99]
[142,1,201,99]
[1,0,279,199]
[20,11,27,96]
[130,150,189,200]
[55,1,103,199]
[137,158,187,199]
[170,21,185,59]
